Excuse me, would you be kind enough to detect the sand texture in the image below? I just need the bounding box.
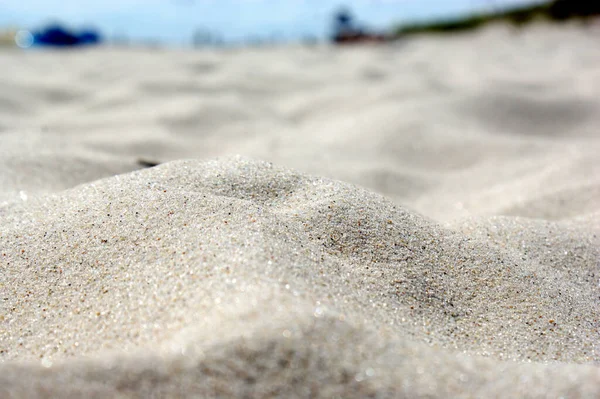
[1,23,600,397]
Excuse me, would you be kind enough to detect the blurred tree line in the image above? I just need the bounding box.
[395,0,600,36]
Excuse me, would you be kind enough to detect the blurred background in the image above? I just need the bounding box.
[0,0,599,217]
[1,0,596,49]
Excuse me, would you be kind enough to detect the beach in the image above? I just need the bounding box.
[1,22,599,397]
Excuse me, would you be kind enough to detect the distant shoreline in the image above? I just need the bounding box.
[394,1,600,36]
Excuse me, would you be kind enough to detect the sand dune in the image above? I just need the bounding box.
[1,23,599,397]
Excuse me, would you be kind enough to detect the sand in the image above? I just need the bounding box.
[1,23,599,397]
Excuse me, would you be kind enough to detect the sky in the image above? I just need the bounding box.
[0,0,543,45]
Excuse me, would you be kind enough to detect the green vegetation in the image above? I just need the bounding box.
[394,1,600,36]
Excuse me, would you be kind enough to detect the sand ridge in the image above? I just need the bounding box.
[1,156,599,397]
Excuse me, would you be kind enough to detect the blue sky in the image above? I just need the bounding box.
[0,0,542,45]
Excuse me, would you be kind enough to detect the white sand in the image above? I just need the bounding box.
[1,23,599,397]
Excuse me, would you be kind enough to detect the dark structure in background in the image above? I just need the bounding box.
[332,8,387,44]
[33,24,102,47]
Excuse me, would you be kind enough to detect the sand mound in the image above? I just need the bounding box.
[1,157,599,397]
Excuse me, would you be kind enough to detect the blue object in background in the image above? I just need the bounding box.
[33,24,102,47]
[77,30,101,45]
